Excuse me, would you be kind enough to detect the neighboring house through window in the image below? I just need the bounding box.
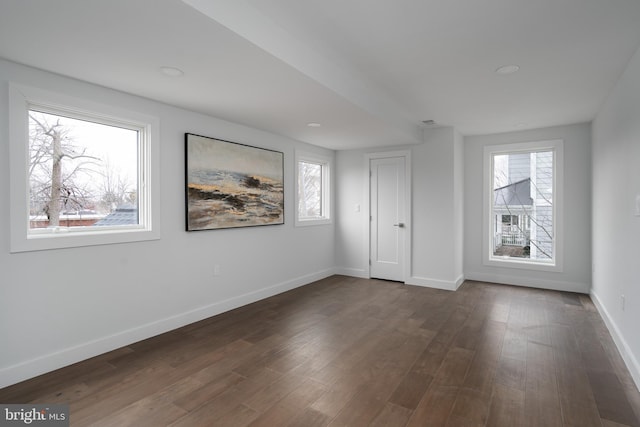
[483,140,564,271]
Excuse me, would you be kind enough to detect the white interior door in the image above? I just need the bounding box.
[370,156,406,282]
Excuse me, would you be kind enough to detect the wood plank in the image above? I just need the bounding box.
[432,347,475,387]
[169,368,282,426]
[586,370,640,426]
[241,372,308,414]
[172,371,245,412]
[431,305,474,345]
[405,385,458,427]
[308,379,361,419]
[452,303,489,351]
[245,378,326,427]
[559,394,602,427]
[462,319,507,395]
[494,356,526,391]
[487,303,510,323]
[449,387,492,425]
[285,408,331,427]
[601,420,638,427]
[325,387,385,427]
[388,371,433,410]
[486,383,524,427]
[369,402,413,427]
[70,360,180,424]
[501,327,528,361]
[523,364,563,427]
[526,340,554,371]
[90,377,200,427]
[189,403,258,427]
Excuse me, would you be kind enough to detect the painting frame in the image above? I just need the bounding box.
[185,133,284,231]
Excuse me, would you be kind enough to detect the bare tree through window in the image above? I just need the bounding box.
[298,161,322,219]
[28,110,139,229]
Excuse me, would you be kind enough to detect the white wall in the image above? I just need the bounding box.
[464,123,592,293]
[591,44,640,388]
[411,127,464,289]
[335,149,368,277]
[335,127,464,290]
[454,129,464,281]
[0,59,335,388]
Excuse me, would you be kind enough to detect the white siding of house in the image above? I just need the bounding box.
[508,153,530,184]
[532,151,554,259]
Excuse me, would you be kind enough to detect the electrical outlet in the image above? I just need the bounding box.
[621,294,626,311]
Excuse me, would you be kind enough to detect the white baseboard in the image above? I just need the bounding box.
[337,269,465,292]
[0,268,335,389]
[454,274,465,290]
[406,275,461,291]
[334,267,368,278]
[590,291,640,393]
[464,271,590,294]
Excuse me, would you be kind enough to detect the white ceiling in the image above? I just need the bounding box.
[1,0,640,150]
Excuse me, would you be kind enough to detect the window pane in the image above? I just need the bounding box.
[28,110,139,231]
[492,150,554,261]
[298,161,322,218]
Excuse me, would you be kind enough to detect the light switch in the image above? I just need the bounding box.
[355,204,361,213]
[636,194,640,216]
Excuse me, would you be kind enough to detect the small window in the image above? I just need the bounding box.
[295,151,331,226]
[9,83,160,252]
[483,140,563,271]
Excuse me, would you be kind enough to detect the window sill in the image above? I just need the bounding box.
[484,256,562,273]
[11,228,161,253]
[295,218,332,227]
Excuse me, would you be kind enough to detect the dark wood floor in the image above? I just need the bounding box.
[1,275,639,426]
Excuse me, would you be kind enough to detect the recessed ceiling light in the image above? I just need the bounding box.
[160,66,184,77]
[307,122,321,127]
[495,65,520,75]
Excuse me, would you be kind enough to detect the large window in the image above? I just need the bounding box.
[484,140,563,271]
[295,151,331,226]
[9,83,160,252]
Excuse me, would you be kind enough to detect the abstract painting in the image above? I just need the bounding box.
[185,133,284,231]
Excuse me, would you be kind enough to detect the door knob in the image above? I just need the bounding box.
[393,223,405,228]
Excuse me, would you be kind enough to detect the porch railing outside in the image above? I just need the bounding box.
[494,225,529,248]
[501,232,528,246]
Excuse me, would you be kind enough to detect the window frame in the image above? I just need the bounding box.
[295,150,332,226]
[482,139,564,272]
[9,83,160,253]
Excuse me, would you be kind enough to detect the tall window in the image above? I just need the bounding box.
[10,83,160,252]
[295,151,331,226]
[484,140,563,271]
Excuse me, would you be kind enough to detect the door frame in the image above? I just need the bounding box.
[363,150,412,282]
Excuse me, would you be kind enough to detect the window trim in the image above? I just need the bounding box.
[482,139,564,272]
[295,150,332,226]
[9,83,160,253]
